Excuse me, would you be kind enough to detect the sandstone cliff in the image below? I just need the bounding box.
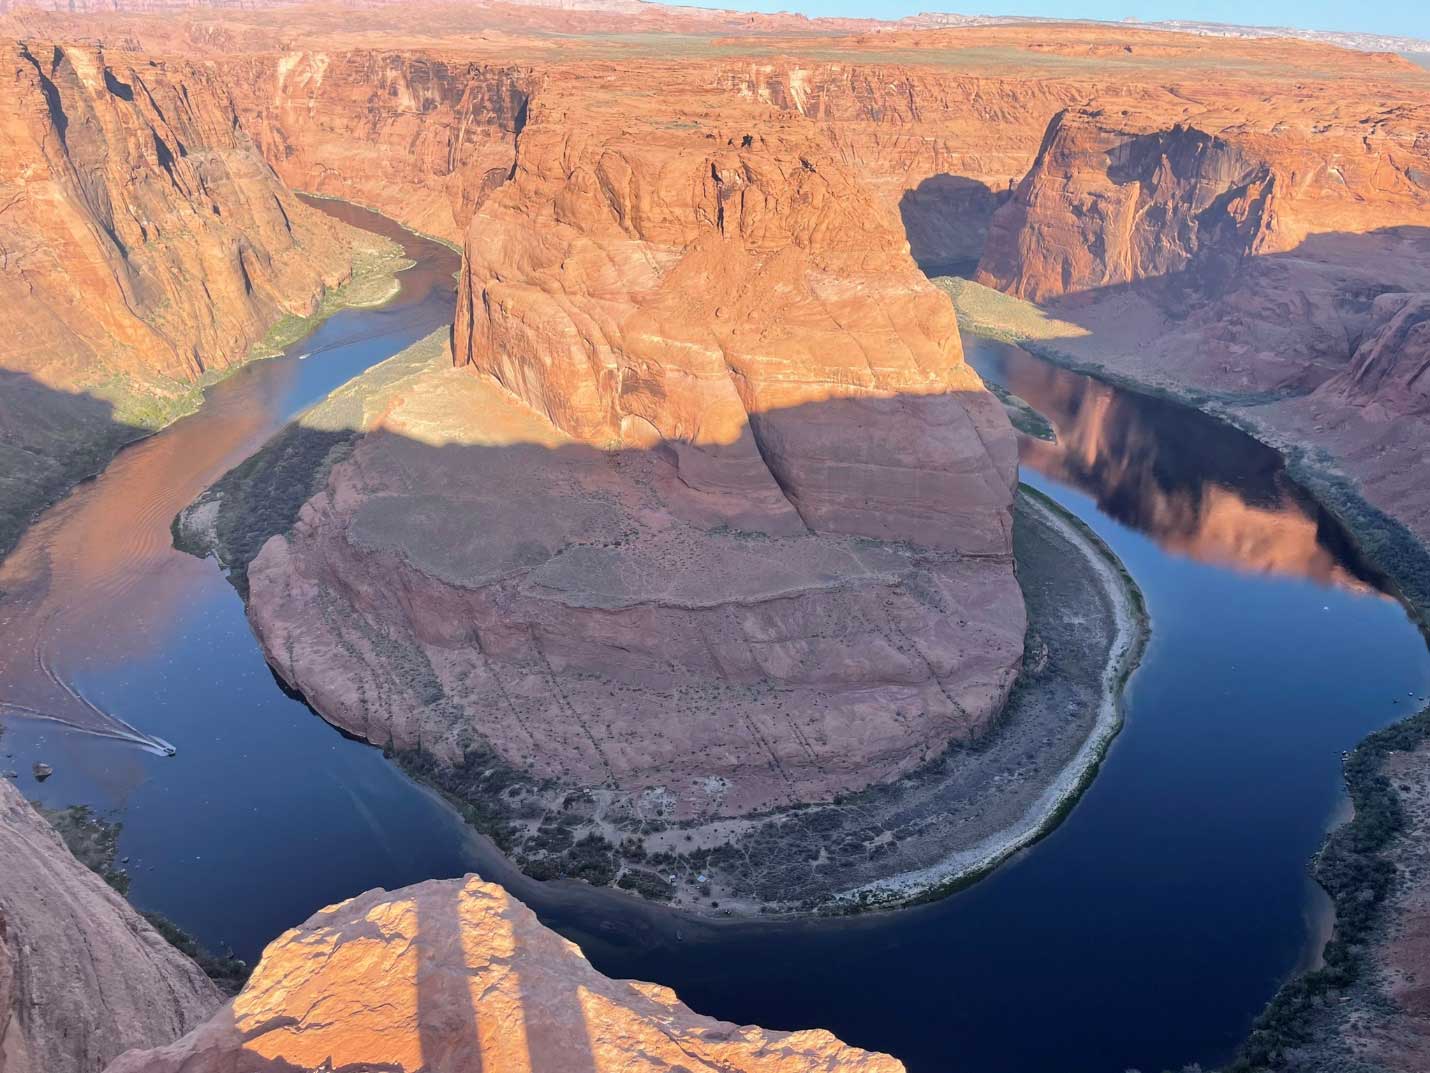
[966,93,1430,546]
[223,49,530,243]
[0,779,220,1073]
[455,75,1019,554]
[977,109,1278,304]
[104,875,904,1073]
[0,39,367,555]
[218,71,1027,862]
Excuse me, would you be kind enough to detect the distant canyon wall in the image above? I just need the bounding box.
[0,39,361,553]
[220,49,531,243]
[977,105,1430,304]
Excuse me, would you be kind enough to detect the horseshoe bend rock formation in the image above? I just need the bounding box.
[226,324,1024,870]
[194,91,1026,898]
[0,38,373,555]
[219,79,1025,855]
[0,779,221,1073]
[104,875,905,1073]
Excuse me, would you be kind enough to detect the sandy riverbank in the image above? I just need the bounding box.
[829,485,1149,911]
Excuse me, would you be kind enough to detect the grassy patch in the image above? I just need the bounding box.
[175,423,358,594]
[245,239,410,360]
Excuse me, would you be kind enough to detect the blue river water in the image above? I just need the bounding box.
[1,204,1425,1073]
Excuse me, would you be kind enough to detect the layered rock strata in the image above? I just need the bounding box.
[223,50,531,244]
[969,101,1430,543]
[104,875,905,1073]
[0,779,220,1073]
[212,73,1026,862]
[0,39,367,555]
[209,330,1023,837]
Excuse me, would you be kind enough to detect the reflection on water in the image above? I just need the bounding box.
[0,200,485,953]
[0,197,458,747]
[968,337,1386,593]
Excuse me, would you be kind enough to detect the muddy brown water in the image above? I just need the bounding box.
[1,207,1426,1073]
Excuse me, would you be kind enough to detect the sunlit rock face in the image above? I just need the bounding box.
[0,40,354,398]
[103,875,906,1073]
[977,110,1277,304]
[1,780,221,1073]
[221,50,531,244]
[454,71,1019,555]
[0,39,361,555]
[978,103,1430,305]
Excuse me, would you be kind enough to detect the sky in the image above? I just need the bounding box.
[681,1,1429,41]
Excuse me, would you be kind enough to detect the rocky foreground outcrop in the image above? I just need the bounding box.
[0,38,369,555]
[0,780,220,1073]
[104,875,903,1073]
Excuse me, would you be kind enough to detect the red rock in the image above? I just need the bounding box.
[454,72,1018,554]
[103,875,905,1073]
[0,779,221,1073]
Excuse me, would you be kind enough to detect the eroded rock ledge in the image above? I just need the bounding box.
[104,875,905,1073]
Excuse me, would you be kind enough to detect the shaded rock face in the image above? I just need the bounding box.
[977,110,1277,305]
[223,49,531,243]
[1323,292,1430,419]
[0,39,359,554]
[104,875,905,1073]
[0,779,220,1073]
[454,79,1019,556]
[237,339,1024,827]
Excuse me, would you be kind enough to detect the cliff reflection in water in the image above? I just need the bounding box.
[0,197,460,746]
[967,337,1384,593]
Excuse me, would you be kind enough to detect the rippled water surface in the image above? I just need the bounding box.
[1,216,1425,1073]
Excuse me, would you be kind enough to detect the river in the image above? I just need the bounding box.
[1,204,1426,1073]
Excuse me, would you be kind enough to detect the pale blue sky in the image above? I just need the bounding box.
[682,1,1427,42]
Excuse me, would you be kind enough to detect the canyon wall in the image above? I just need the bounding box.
[712,63,1100,271]
[977,104,1430,304]
[0,780,220,1073]
[222,49,531,243]
[103,875,904,1073]
[965,86,1430,543]
[0,39,364,554]
[454,73,1019,553]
